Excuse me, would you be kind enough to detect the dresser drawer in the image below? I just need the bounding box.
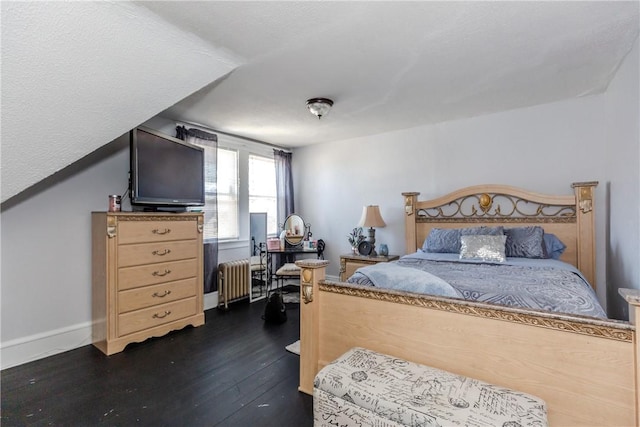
[118,297,198,336]
[118,278,197,313]
[118,259,198,291]
[117,220,197,244]
[118,240,198,267]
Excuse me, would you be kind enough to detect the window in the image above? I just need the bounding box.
[217,148,239,240]
[193,142,239,240]
[183,125,273,242]
[249,154,277,235]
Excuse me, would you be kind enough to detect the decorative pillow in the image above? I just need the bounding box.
[543,233,567,260]
[460,234,507,263]
[422,228,460,253]
[504,226,546,259]
[460,226,504,237]
[423,226,504,253]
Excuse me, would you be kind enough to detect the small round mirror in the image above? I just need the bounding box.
[283,214,305,246]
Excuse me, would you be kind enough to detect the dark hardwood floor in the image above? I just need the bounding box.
[1,300,313,426]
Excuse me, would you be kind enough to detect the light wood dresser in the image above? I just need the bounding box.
[92,212,205,355]
[339,254,400,281]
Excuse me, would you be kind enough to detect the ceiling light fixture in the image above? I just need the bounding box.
[306,98,333,119]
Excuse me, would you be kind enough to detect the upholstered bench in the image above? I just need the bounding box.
[274,262,301,290]
[314,347,548,427]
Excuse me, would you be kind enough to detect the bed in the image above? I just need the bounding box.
[347,251,606,319]
[296,182,640,426]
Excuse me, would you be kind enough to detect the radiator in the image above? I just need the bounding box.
[218,259,250,309]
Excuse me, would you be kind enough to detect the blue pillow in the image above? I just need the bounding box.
[460,226,504,237]
[504,226,546,259]
[543,233,567,260]
[423,228,460,253]
[423,226,504,253]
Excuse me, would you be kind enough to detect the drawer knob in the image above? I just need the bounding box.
[152,228,171,235]
[152,310,172,319]
[152,249,171,256]
[152,290,172,298]
[152,269,171,277]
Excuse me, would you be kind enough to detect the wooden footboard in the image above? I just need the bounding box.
[297,260,639,426]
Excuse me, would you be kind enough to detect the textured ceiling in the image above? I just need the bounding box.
[2,1,638,203]
[1,2,239,203]
[142,1,639,147]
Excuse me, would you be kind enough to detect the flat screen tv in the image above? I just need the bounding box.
[130,126,205,211]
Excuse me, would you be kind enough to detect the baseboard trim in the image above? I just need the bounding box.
[2,291,220,370]
[204,291,218,311]
[1,321,93,370]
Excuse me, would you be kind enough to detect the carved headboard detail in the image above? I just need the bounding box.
[403,182,598,289]
[415,192,577,223]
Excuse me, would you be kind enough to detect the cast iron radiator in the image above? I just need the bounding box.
[218,259,250,309]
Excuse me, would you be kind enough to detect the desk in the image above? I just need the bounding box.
[266,247,320,290]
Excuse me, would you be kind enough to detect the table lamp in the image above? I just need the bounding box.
[357,205,386,256]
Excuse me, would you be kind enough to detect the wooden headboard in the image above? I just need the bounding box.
[403,182,598,289]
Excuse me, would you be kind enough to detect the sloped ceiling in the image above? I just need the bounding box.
[1,2,239,203]
[145,1,639,146]
[2,1,639,204]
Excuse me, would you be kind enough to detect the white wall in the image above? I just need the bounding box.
[295,95,611,309]
[0,118,258,369]
[604,36,640,320]
[1,136,131,368]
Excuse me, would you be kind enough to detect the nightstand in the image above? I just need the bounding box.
[339,254,400,281]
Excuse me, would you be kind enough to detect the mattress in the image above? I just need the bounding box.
[347,252,606,318]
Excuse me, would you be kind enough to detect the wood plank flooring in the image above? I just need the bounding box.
[1,300,313,426]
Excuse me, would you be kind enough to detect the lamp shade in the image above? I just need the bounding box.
[357,205,386,228]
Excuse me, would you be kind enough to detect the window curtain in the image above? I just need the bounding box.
[176,126,218,294]
[274,149,294,228]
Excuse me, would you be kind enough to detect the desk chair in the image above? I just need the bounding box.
[250,254,267,289]
[273,262,301,294]
[272,240,325,298]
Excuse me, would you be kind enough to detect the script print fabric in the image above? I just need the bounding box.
[314,347,548,427]
[314,389,405,427]
[348,258,606,318]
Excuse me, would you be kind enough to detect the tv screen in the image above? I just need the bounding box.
[130,127,205,209]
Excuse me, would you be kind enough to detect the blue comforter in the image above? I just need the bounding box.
[351,262,462,298]
[347,252,606,318]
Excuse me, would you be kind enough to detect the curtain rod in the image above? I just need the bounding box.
[175,119,291,152]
